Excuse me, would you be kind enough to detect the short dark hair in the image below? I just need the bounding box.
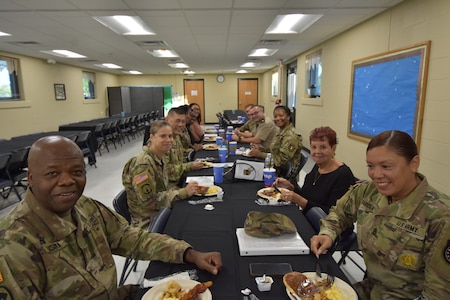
[309,127,337,147]
[168,106,186,116]
[367,130,418,162]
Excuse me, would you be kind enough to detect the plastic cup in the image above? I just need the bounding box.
[226,132,233,141]
[213,164,224,184]
[255,276,273,292]
[218,147,227,163]
[121,111,125,117]
[229,141,237,155]
[214,124,220,131]
[263,168,276,187]
[216,136,223,147]
[218,129,225,138]
[227,126,233,131]
[241,116,246,122]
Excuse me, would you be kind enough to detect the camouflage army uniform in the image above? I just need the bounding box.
[266,123,302,174]
[122,146,189,229]
[319,174,450,300]
[0,189,190,299]
[164,135,196,188]
[238,119,257,135]
[254,115,279,150]
[180,127,193,156]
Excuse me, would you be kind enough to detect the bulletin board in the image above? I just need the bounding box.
[348,41,431,147]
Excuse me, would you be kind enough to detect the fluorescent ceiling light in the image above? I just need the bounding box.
[41,49,86,58]
[0,31,11,36]
[169,63,189,69]
[249,48,278,57]
[147,49,179,58]
[240,61,260,68]
[93,15,155,35]
[94,63,122,69]
[123,70,142,74]
[236,70,249,73]
[265,14,322,34]
[183,70,195,75]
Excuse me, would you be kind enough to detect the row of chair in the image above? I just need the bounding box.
[0,146,30,200]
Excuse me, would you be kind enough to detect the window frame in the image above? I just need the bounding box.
[0,55,22,101]
[82,71,96,100]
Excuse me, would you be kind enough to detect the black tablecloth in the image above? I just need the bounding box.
[134,152,352,299]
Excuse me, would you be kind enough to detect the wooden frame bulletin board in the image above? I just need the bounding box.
[348,41,431,147]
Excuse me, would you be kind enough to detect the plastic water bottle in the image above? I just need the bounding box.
[265,153,273,169]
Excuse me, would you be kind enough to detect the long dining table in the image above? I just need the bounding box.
[134,143,353,299]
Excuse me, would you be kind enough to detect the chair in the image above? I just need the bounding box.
[288,152,308,183]
[0,153,21,200]
[76,131,97,168]
[186,149,196,162]
[304,206,328,233]
[119,118,132,143]
[112,190,172,286]
[93,123,108,155]
[7,146,31,199]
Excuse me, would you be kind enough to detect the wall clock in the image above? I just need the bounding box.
[216,74,225,83]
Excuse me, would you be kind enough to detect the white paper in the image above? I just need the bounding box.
[185,176,214,186]
[142,271,191,288]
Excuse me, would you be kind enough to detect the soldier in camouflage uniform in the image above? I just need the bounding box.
[248,105,302,176]
[311,130,450,300]
[164,107,203,188]
[0,135,222,299]
[123,120,200,229]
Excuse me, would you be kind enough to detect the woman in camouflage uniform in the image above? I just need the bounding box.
[311,130,450,300]
[248,105,302,176]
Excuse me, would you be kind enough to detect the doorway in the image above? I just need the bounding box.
[238,78,258,110]
[184,79,205,124]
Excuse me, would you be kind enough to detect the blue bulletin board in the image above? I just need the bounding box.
[348,41,430,147]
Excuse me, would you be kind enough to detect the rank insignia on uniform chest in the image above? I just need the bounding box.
[444,240,450,264]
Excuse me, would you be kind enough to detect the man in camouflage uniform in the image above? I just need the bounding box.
[234,105,278,150]
[164,107,203,188]
[123,120,200,229]
[311,130,450,300]
[0,135,222,299]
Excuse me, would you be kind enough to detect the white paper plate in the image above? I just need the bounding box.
[203,144,219,150]
[285,272,357,300]
[195,185,223,197]
[141,279,212,300]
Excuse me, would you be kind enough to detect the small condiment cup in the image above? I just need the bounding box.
[255,275,273,292]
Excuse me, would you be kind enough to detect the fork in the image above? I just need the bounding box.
[326,265,335,286]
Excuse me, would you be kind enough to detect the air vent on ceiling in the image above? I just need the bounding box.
[136,40,167,47]
[258,39,286,45]
[9,41,40,46]
[79,59,98,63]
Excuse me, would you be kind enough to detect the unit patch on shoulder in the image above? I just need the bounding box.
[444,240,450,264]
[0,286,13,300]
[288,144,295,152]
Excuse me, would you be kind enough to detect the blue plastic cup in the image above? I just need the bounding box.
[226,132,233,141]
[213,164,224,184]
[214,124,220,131]
[216,136,223,147]
[229,141,237,155]
[263,168,276,187]
[218,147,227,163]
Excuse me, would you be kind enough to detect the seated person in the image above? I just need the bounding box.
[188,103,204,143]
[123,120,200,228]
[233,104,256,139]
[180,105,202,152]
[247,105,302,177]
[276,126,355,214]
[161,107,203,188]
[311,130,450,299]
[232,105,278,150]
[0,135,222,299]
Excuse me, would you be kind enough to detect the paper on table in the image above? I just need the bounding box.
[186,176,214,186]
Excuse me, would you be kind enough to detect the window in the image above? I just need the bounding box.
[0,55,21,100]
[82,71,95,99]
[305,50,322,98]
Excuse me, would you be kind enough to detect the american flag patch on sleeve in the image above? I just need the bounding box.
[134,173,149,185]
